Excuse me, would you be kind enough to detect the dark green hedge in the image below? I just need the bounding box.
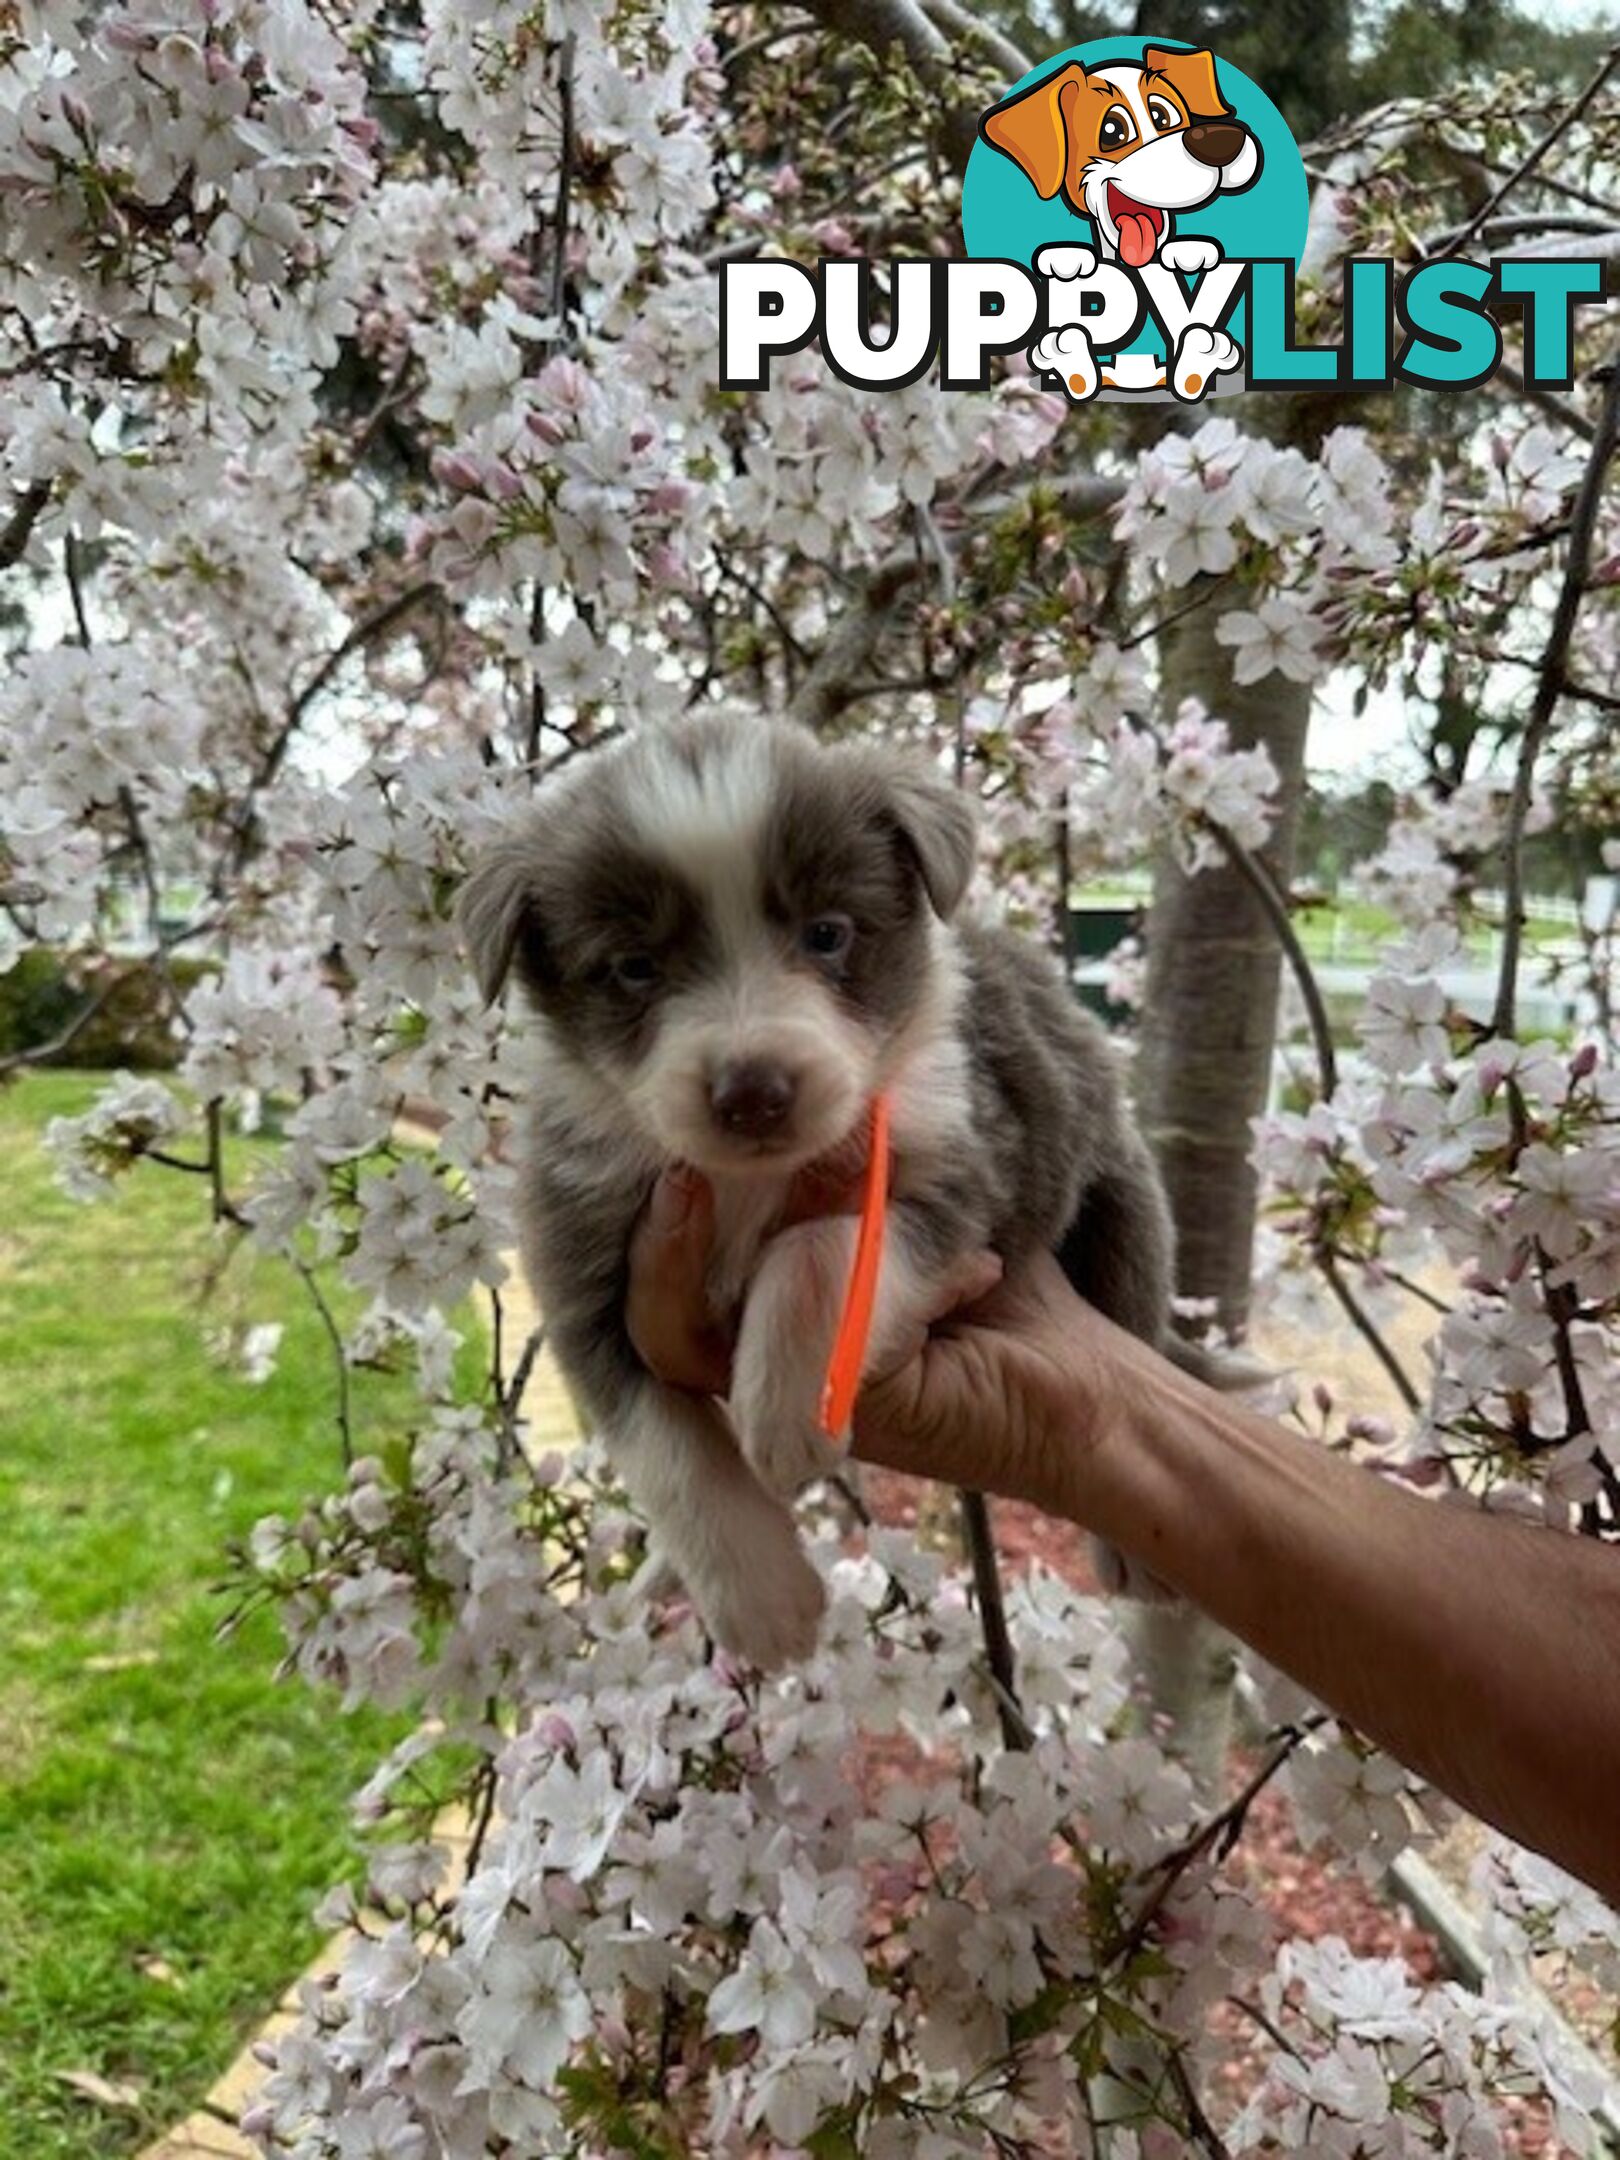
[0,950,214,1070]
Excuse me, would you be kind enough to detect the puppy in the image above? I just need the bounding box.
[982,45,1259,400]
[461,715,1174,1668]
[981,45,1260,270]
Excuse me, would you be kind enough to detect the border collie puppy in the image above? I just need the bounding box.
[461,712,1174,1667]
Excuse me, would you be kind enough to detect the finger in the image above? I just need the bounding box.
[850,1327,1001,1486]
[625,1169,735,1394]
[861,1250,1003,1389]
[920,1249,1003,1327]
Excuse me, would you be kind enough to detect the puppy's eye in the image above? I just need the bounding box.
[801,913,854,963]
[610,952,660,992]
[1099,105,1135,150]
[1146,96,1180,131]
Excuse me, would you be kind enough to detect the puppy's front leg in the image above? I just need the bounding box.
[611,1378,827,1669]
[730,1209,941,1499]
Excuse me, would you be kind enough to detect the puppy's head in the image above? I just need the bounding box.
[980,47,1259,266]
[460,716,975,1175]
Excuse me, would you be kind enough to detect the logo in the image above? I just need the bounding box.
[966,40,1303,402]
[717,38,1605,403]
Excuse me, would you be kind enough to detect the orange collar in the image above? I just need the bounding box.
[818,1092,891,1442]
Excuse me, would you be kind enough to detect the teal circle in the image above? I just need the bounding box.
[961,38,1309,367]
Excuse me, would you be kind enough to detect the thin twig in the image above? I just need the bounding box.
[1441,42,1620,262]
[228,580,437,869]
[1494,354,1597,441]
[1493,362,1620,1040]
[1205,815,1338,1101]
[1226,1993,1305,2061]
[64,529,91,644]
[0,974,126,1075]
[1114,1717,1326,1965]
[1318,1251,1422,1414]
[551,34,577,328]
[959,1490,1026,1751]
[289,1246,355,1472]
[1166,2049,1234,2160]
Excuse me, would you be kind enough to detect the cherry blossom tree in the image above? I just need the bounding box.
[3,2,1618,2153]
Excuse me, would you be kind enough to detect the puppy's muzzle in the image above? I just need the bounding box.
[709,1058,798,1143]
[1184,120,1247,168]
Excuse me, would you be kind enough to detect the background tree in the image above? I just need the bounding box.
[1,2,1618,2154]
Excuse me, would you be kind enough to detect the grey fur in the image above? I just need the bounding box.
[462,714,1176,1662]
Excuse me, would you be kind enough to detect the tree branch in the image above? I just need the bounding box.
[787,560,920,730]
[959,1490,1027,1752]
[1493,362,1620,1040]
[914,0,1028,81]
[0,972,126,1076]
[227,579,437,870]
[1441,41,1620,262]
[787,0,986,165]
[0,480,50,570]
[1318,1250,1422,1415]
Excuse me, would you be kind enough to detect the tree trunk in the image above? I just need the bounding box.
[1138,595,1312,1333]
[1125,581,1313,1793]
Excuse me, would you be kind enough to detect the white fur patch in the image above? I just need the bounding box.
[624,722,776,955]
[611,1382,827,1667]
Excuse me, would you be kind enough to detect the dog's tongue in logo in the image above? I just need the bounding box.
[1107,183,1163,268]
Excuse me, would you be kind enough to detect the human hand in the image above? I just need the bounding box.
[623,1147,894,1397]
[626,1165,1129,1523]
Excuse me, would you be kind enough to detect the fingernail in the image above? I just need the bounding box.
[648,1166,696,1233]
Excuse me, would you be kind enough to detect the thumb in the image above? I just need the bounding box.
[922,1248,1003,1325]
[645,1162,711,1244]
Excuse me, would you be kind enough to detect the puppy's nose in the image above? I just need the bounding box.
[1183,120,1247,168]
[709,1059,797,1141]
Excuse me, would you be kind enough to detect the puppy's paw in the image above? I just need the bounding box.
[1089,1533,1179,1604]
[1158,236,1222,276]
[730,1351,842,1500]
[691,1527,828,1670]
[729,1218,853,1499]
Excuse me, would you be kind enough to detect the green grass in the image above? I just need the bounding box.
[0,1072,432,2159]
[1072,884,1576,966]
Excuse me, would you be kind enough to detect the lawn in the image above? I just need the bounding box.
[0,1071,434,2159]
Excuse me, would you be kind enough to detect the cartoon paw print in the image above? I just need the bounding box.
[1158,237,1224,277]
[1172,323,1242,401]
[1032,243,1097,282]
[1030,325,1100,402]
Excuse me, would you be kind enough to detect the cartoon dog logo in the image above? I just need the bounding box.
[980,45,1261,400]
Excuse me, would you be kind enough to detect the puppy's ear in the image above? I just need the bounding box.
[882,762,978,920]
[458,836,547,1004]
[1142,45,1231,120]
[979,63,1090,201]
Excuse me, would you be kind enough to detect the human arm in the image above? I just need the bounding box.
[626,1175,1620,1902]
[853,1254,1620,1903]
